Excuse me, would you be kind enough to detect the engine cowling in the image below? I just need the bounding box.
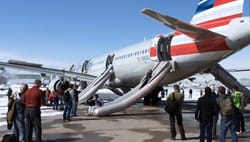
[48,78,69,94]
[48,78,60,92]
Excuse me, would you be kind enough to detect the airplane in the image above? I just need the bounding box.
[0,0,250,116]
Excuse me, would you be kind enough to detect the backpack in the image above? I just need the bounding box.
[165,93,179,114]
[242,94,248,107]
[63,90,71,102]
[2,134,18,142]
[220,96,234,116]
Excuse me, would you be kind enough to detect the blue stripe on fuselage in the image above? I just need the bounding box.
[195,0,214,14]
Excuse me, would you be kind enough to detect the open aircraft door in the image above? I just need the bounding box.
[150,34,173,61]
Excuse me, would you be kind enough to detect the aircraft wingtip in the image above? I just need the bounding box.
[141,8,151,13]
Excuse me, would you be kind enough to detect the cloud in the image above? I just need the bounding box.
[0,51,19,62]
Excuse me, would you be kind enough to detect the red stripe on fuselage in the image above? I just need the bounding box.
[197,13,242,25]
[214,0,235,6]
[150,46,157,57]
[171,38,231,56]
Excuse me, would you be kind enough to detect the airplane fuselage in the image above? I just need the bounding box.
[83,17,250,88]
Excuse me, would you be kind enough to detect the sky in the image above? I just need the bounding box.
[0,0,249,72]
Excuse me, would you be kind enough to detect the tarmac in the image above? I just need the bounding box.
[1,102,250,142]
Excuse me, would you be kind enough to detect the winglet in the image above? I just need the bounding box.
[141,8,225,41]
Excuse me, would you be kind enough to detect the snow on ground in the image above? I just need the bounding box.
[0,94,63,127]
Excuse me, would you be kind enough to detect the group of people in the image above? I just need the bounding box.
[86,94,104,114]
[44,84,79,114]
[166,84,247,142]
[6,79,80,142]
[5,77,248,142]
[62,83,79,122]
[7,79,44,142]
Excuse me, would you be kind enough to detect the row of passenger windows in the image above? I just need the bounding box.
[114,48,150,61]
[92,48,150,66]
[94,60,104,65]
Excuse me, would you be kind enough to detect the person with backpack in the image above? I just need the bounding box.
[166,84,187,141]
[232,86,246,135]
[217,86,238,142]
[63,83,73,122]
[195,87,218,142]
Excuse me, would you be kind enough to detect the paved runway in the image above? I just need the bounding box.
[1,102,250,142]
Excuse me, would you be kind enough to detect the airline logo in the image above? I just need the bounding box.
[195,0,215,14]
[191,0,243,24]
[195,0,237,14]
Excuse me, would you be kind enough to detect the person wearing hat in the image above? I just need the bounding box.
[23,79,45,142]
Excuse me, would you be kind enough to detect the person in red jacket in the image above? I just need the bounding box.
[49,91,59,110]
[23,79,44,142]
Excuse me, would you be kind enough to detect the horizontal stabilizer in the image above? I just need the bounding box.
[141,8,225,40]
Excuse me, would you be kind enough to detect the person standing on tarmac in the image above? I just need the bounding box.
[167,84,187,141]
[23,79,45,142]
[232,85,246,135]
[63,83,73,122]
[195,87,218,142]
[12,83,28,142]
[217,86,238,142]
[211,86,219,140]
[71,84,79,117]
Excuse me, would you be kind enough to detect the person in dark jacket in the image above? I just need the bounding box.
[195,87,218,142]
[12,83,28,142]
[71,85,79,117]
[140,69,152,89]
[23,79,45,142]
[211,87,219,140]
[63,84,73,122]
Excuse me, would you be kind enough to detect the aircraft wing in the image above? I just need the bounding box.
[0,60,96,82]
[141,8,226,41]
[227,69,250,72]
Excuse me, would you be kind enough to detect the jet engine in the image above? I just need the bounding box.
[48,78,69,94]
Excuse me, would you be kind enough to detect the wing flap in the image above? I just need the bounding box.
[141,8,226,40]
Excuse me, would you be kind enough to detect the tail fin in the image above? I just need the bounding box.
[191,0,244,25]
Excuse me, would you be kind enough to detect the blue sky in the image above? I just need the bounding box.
[0,0,249,71]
